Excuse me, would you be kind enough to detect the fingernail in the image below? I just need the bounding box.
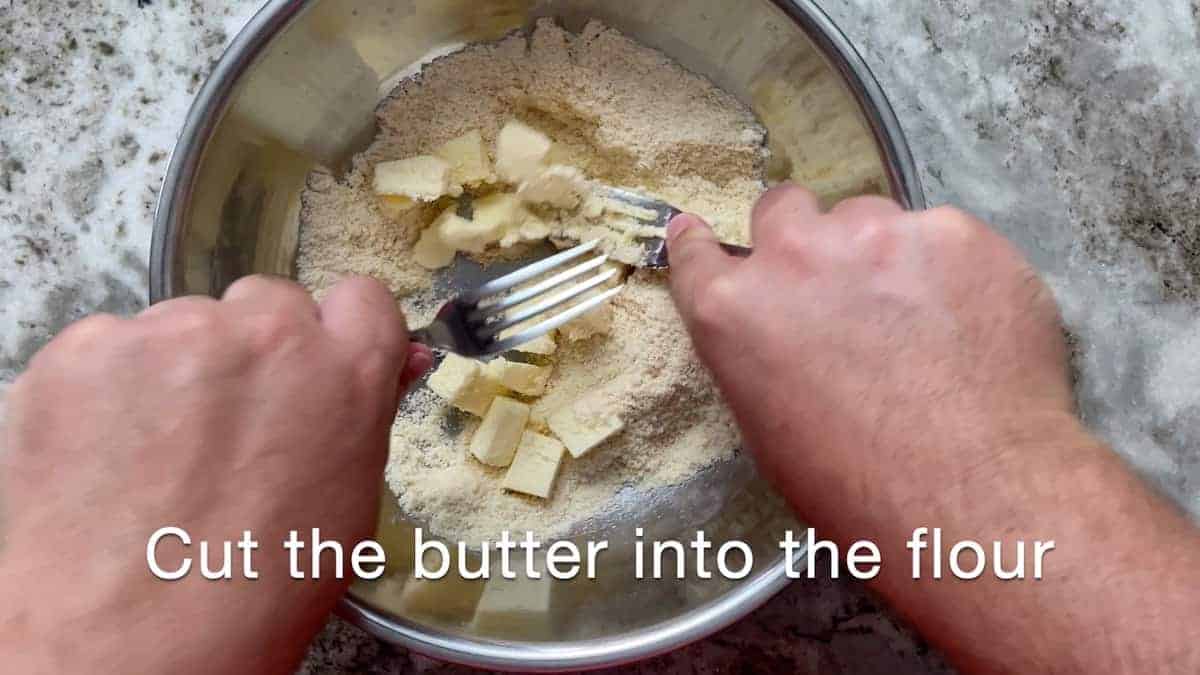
[667,214,695,242]
[408,343,434,373]
[411,351,434,375]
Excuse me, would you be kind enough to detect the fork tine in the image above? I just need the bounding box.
[489,285,624,353]
[478,268,619,339]
[461,240,601,304]
[594,185,658,210]
[468,255,609,322]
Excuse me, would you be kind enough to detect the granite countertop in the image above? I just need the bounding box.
[2,1,1197,673]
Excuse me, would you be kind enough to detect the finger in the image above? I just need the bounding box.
[221,274,319,320]
[828,194,904,226]
[137,295,218,320]
[319,276,408,362]
[666,213,737,321]
[396,343,435,401]
[750,182,822,246]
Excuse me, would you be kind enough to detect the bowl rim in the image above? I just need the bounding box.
[150,0,925,669]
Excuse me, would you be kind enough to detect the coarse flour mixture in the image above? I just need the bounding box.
[298,20,768,542]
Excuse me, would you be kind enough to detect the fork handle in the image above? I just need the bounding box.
[410,328,437,348]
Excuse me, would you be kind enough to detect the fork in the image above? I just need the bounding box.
[410,240,621,357]
[592,185,754,269]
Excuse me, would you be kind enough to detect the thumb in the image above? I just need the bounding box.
[666,213,737,322]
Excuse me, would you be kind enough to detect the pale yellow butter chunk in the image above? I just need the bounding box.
[469,570,554,638]
[512,332,557,356]
[499,210,552,249]
[560,304,613,342]
[401,574,484,620]
[559,271,623,341]
[412,225,457,270]
[470,396,530,467]
[474,193,546,249]
[485,358,552,397]
[435,130,495,187]
[502,431,565,499]
[377,195,418,221]
[518,216,553,241]
[427,354,500,416]
[473,192,525,231]
[436,206,503,255]
[580,194,606,219]
[373,155,459,201]
[495,120,553,183]
[518,165,590,209]
[547,397,624,459]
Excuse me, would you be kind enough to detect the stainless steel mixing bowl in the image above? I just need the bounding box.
[151,0,924,669]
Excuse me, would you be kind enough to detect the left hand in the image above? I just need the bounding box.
[0,275,428,674]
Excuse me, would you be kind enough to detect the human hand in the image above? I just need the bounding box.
[667,184,1074,534]
[669,184,1200,675]
[0,275,430,674]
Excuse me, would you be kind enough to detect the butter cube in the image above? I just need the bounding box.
[560,304,613,342]
[375,495,417,574]
[427,354,500,416]
[377,195,418,221]
[518,215,553,241]
[581,194,606,219]
[470,396,530,467]
[470,571,554,638]
[495,120,552,183]
[435,130,495,187]
[503,431,565,499]
[436,205,501,252]
[499,212,553,249]
[357,575,408,605]
[547,397,624,458]
[412,225,457,270]
[513,332,557,356]
[518,165,589,209]
[473,192,526,233]
[374,155,460,201]
[485,358,552,397]
[560,275,621,341]
[401,574,485,621]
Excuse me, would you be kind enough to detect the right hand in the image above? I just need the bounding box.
[667,184,1075,535]
[669,183,1200,675]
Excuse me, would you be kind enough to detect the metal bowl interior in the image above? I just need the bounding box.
[151,0,923,670]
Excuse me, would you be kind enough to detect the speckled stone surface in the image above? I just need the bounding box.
[2,1,1197,673]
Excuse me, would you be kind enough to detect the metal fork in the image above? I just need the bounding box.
[410,240,621,357]
[592,185,754,269]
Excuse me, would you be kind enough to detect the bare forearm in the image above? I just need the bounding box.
[770,416,1200,674]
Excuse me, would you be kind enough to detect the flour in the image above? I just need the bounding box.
[297,19,767,542]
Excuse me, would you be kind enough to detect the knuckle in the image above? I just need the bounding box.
[835,194,897,215]
[224,273,283,296]
[776,226,812,255]
[752,184,818,232]
[670,238,707,268]
[39,314,131,365]
[335,274,390,298]
[55,314,125,347]
[690,274,740,328]
[855,221,894,256]
[925,205,979,233]
[169,306,226,341]
[352,346,398,395]
[247,308,312,353]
